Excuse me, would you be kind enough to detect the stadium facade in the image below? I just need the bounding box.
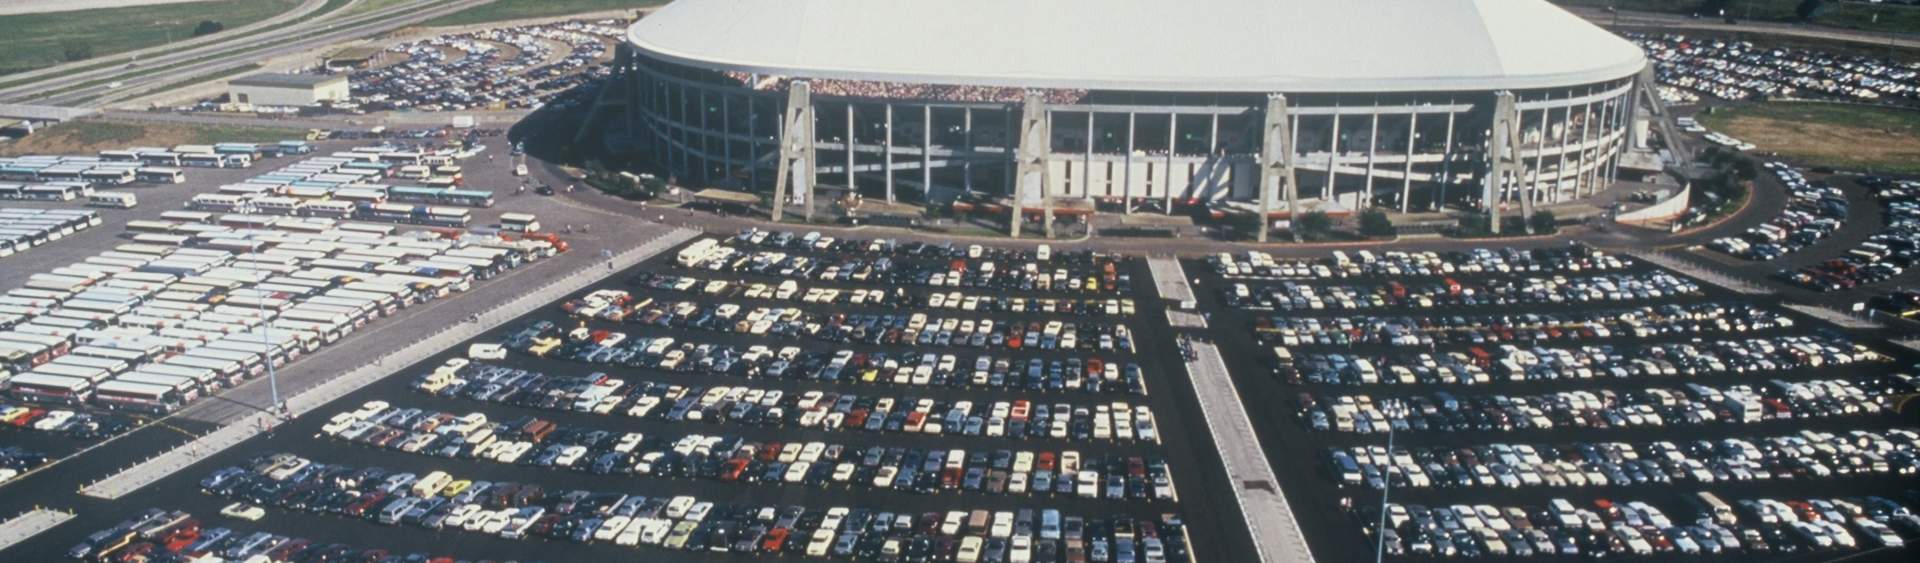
[610,0,1649,226]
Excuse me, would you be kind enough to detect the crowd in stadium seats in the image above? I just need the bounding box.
[722,71,1087,104]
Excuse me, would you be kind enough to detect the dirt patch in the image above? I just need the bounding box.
[0,119,304,156]
[1698,103,1920,174]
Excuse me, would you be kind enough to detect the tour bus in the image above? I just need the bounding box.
[136,167,185,184]
[288,303,366,331]
[331,287,403,315]
[377,151,424,166]
[49,352,129,376]
[137,151,182,167]
[180,153,228,168]
[81,167,136,186]
[306,295,381,321]
[23,184,86,201]
[183,347,264,379]
[32,363,112,385]
[160,354,243,387]
[249,197,305,216]
[99,150,140,163]
[493,211,541,233]
[115,372,200,400]
[130,364,220,391]
[272,315,345,343]
[88,191,138,209]
[92,380,183,413]
[6,373,92,404]
[0,330,71,360]
[344,281,417,306]
[188,193,248,212]
[205,338,291,367]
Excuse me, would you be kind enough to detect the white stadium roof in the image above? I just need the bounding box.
[628,0,1648,93]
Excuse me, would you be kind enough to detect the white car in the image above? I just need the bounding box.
[468,343,507,360]
[221,502,266,521]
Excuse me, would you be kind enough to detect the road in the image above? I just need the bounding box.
[1571,7,1920,51]
[0,0,490,107]
[0,0,225,16]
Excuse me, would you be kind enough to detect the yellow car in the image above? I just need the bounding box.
[441,479,473,498]
[0,407,27,424]
[528,336,563,357]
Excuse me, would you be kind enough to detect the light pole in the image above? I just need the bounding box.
[234,201,285,418]
[1374,418,1396,563]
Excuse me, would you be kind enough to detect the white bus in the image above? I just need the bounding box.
[92,380,182,413]
[88,192,138,209]
[500,212,541,233]
[6,373,92,404]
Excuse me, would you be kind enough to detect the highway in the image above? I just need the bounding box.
[1571,7,1920,51]
[0,0,490,107]
[0,0,332,87]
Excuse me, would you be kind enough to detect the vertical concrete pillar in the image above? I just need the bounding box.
[1401,111,1417,213]
[1012,92,1053,239]
[1258,94,1297,243]
[771,81,816,222]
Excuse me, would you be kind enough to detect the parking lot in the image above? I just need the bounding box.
[6,231,1263,562]
[1191,247,1920,562]
[1633,32,1920,104]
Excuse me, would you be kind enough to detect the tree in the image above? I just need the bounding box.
[192,20,225,37]
[1797,0,1827,21]
[1529,210,1559,234]
[1357,209,1396,238]
[61,42,93,62]
[1292,211,1332,240]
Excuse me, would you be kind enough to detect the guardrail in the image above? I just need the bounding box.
[79,228,701,499]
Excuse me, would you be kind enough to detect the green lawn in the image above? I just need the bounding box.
[1696,102,1920,174]
[343,0,425,17]
[425,0,664,27]
[1554,0,1920,34]
[0,120,306,157]
[0,0,302,76]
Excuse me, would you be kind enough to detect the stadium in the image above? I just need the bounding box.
[610,0,1649,227]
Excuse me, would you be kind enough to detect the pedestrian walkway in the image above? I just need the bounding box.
[0,508,75,552]
[80,229,700,500]
[1147,256,1198,305]
[1185,341,1314,563]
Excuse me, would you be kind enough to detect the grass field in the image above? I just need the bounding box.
[1695,102,1920,174]
[0,0,302,76]
[1556,0,1920,34]
[0,120,305,157]
[424,0,662,27]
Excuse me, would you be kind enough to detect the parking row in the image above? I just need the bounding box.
[1635,32,1920,103]
[684,236,1133,296]
[62,507,437,562]
[347,20,622,112]
[1709,162,1847,261]
[1782,175,1920,291]
[1206,246,1630,281]
[632,271,1141,317]
[1299,374,1910,434]
[564,289,1137,354]
[200,453,1191,562]
[421,361,1162,444]
[1370,493,1916,558]
[1252,301,1796,348]
[1285,334,1882,386]
[499,320,1152,397]
[1329,427,1919,491]
[321,400,1175,503]
[1223,270,1703,311]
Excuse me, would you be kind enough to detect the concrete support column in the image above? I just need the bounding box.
[1084,112,1095,201]
[846,105,856,197]
[922,105,932,200]
[1401,112,1417,213]
[884,104,895,204]
[1163,113,1175,214]
[1327,111,1341,201]
[1438,109,1456,210]
[771,81,816,223]
[963,109,974,192]
[722,95,733,175]
[1124,112,1136,213]
[1365,108,1380,209]
[1012,92,1052,238]
[1258,94,1297,243]
[1485,91,1522,235]
[1530,107,1549,206]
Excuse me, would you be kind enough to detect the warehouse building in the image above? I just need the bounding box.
[227,73,350,107]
